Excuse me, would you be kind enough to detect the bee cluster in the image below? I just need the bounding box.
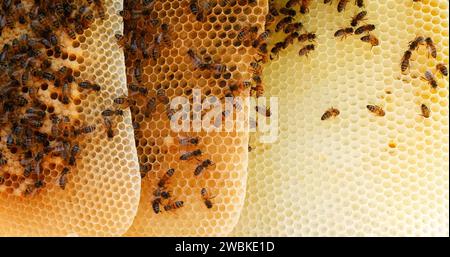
[330,0,379,48]
[117,0,263,215]
[0,0,106,196]
[401,35,447,119]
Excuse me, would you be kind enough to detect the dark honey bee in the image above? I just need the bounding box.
[337,0,349,12]
[297,32,316,42]
[367,105,385,116]
[101,109,123,117]
[321,107,340,120]
[0,151,7,166]
[300,0,311,14]
[408,36,425,51]
[144,97,157,117]
[93,0,106,20]
[134,59,143,83]
[163,200,184,212]
[194,159,214,176]
[237,25,258,42]
[425,37,437,59]
[152,198,161,214]
[360,34,379,48]
[158,168,175,188]
[334,27,353,39]
[298,44,315,57]
[284,22,303,34]
[270,41,285,60]
[420,104,430,118]
[355,0,364,8]
[351,11,367,27]
[180,149,202,161]
[354,24,375,35]
[422,70,438,89]
[153,188,171,199]
[252,29,270,48]
[59,167,70,190]
[286,0,301,8]
[279,8,296,17]
[275,16,293,33]
[179,137,200,146]
[201,188,215,209]
[401,50,412,73]
[436,63,448,77]
[283,32,300,48]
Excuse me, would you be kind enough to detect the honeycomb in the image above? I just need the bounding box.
[232,0,449,236]
[124,0,267,236]
[0,0,141,236]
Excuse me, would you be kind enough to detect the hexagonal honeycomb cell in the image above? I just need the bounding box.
[0,0,141,236]
[232,0,448,236]
[124,0,267,236]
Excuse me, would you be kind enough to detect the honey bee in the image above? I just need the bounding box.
[355,0,364,8]
[163,200,184,212]
[367,105,385,116]
[420,104,430,118]
[143,0,156,6]
[408,36,425,51]
[152,198,161,214]
[436,63,448,77]
[279,8,296,17]
[401,50,412,73]
[360,34,379,48]
[153,188,171,199]
[275,16,293,33]
[134,59,143,83]
[286,0,301,8]
[237,25,258,42]
[425,37,437,59]
[351,11,367,27]
[284,22,303,34]
[156,88,170,104]
[298,44,315,57]
[93,0,106,19]
[354,24,375,35]
[59,167,70,190]
[270,41,285,60]
[255,105,272,117]
[422,70,438,89]
[194,159,214,176]
[321,107,340,120]
[158,168,175,188]
[103,116,114,138]
[283,32,300,48]
[334,27,353,39]
[101,109,123,117]
[187,48,204,69]
[300,0,311,14]
[180,149,202,161]
[337,0,349,12]
[297,32,316,42]
[252,29,270,48]
[179,137,200,146]
[144,97,157,117]
[156,23,172,47]
[0,151,7,166]
[201,188,215,209]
